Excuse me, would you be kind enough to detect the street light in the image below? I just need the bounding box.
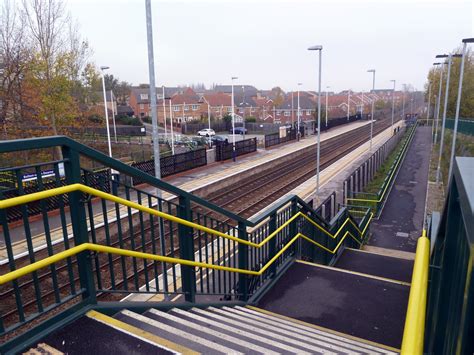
[426,82,432,127]
[308,44,323,199]
[231,76,238,162]
[297,83,302,139]
[367,69,376,150]
[100,66,113,158]
[325,86,330,127]
[347,89,351,121]
[434,53,462,183]
[390,80,396,134]
[432,62,447,144]
[447,38,474,184]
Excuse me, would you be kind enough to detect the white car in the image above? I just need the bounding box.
[197,128,215,137]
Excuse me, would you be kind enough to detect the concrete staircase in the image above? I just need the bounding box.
[113,305,397,354]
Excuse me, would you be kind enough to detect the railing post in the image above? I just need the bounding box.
[237,221,248,301]
[61,146,96,304]
[290,199,299,258]
[269,212,277,277]
[177,195,196,303]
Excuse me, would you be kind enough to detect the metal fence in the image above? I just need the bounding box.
[0,168,111,223]
[444,118,474,136]
[131,148,207,185]
[264,128,305,148]
[215,138,257,161]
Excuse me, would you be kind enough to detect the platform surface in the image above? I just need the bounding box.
[256,260,409,349]
[368,126,432,252]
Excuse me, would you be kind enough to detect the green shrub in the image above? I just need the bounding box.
[116,115,143,126]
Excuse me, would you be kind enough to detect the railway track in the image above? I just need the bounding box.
[0,116,401,328]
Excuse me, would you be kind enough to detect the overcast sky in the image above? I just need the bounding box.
[68,0,473,93]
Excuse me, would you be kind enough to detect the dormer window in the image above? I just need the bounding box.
[140,94,148,100]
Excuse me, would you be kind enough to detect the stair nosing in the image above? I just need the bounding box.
[296,259,411,286]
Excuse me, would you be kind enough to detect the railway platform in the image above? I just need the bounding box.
[367,126,432,252]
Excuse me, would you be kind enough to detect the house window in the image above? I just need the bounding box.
[139,104,144,110]
[284,111,290,117]
[227,107,232,113]
[184,105,189,111]
[173,105,180,111]
[140,94,148,100]
[238,109,244,114]
[306,110,312,116]
[191,104,199,111]
[276,110,281,116]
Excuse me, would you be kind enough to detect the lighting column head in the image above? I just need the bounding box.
[231,76,238,81]
[298,83,302,86]
[367,69,375,73]
[462,38,474,43]
[100,66,110,71]
[308,45,323,51]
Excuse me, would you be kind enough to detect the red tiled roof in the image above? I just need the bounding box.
[201,93,232,106]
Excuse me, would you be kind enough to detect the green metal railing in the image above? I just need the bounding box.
[0,135,372,353]
[424,157,474,355]
[346,122,417,216]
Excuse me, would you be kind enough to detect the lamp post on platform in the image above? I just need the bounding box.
[367,69,376,150]
[432,62,447,145]
[435,53,462,184]
[390,80,396,134]
[447,38,474,184]
[231,76,238,162]
[308,44,323,198]
[100,66,113,158]
[297,82,302,139]
[325,86,330,127]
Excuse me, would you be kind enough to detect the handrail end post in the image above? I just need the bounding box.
[238,221,249,301]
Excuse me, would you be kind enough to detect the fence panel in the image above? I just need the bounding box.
[215,138,257,161]
[131,148,207,185]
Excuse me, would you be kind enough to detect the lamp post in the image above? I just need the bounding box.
[402,85,406,119]
[242,85,246,140]
[308,45,323,198]
[325,86,330,127]
[390,80,396,134]
[426,82,432,126]
[448,38,474,184]
[432,62,447,144]
[297,83,302,139]
[435,53,461,183]
[347,90,350,121]
[231,76,238,162]
[162,86,167,139]
[110,91,117,143]
[367,69,376,150]
[100,66,113,158]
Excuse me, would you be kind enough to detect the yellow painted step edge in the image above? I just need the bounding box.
[296,259,411,286]
[245,306,400,353]
[86,310,198,355]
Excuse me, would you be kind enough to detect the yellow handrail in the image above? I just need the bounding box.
[0,228,362,285]
[346,124,416,204]
[0,183,372,285]
[0,183,371,249]
[400,230,430,355]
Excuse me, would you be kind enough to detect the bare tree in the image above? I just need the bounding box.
[0,0,31,138]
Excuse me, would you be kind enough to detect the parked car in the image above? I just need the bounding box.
[197,128,215,137]
[229,127,248,135]
[211,135,228,144]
